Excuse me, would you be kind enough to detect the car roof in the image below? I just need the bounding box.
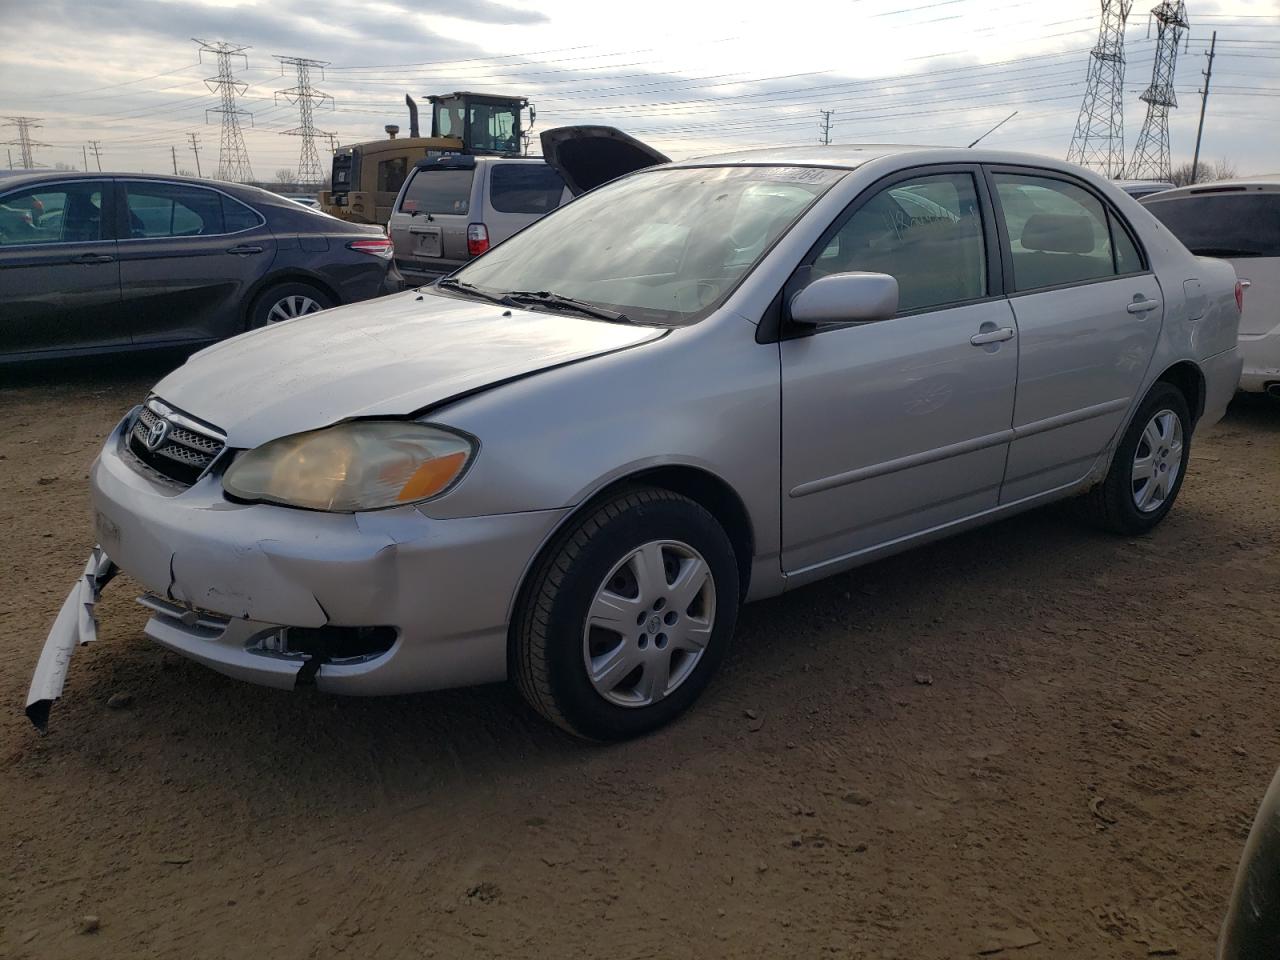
[0,169,283,198]
[1142,177,1280,201]
[667,144,1110,177]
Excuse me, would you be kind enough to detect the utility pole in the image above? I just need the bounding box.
[1191,31,1216,185]
[818,109,835,146]
[6,148,12,170]
[3,116,49,169]
[171,145,179,174]
[195,38,255,182]
[1067,0,1134,177]
[82,144,89,170]
[274,55,334,184]
[88,140,103,171]
[188,132,203,177]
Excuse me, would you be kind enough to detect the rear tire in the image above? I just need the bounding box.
[513,487,739,741]
[1078,381,1191,535]
[248,282,333,330]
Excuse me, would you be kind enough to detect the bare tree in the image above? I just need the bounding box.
[1168,158,1238,187]
[273,168,296,185]
[178,168,195,178]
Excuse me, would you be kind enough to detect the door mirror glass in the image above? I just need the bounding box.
[789,271,899,326]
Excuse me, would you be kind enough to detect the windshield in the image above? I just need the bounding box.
[452,165,843,325]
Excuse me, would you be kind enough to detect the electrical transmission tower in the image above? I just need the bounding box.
[1067,0,1134,178]
[1127,0,1189,181]
[195,38,255,182]
[818,109,836,146]
[274,56,334,184]
[3,116,49,169]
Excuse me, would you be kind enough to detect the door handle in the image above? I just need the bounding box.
[1126,298,1161,314]
[970,326,1015,346]
[72,253,114,264]
[226,244,264,255]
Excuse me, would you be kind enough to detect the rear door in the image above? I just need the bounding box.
[116,180,276,345]
[483,161,570,244]
[988,167,1162,503]
[0,178,123,357]
[387,157,476,278]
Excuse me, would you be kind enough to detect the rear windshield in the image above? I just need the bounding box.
[1145,192,1280,258]
[399,168,474,216]
[489,163,566,215]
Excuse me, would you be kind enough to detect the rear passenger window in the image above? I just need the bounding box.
[489,163,566,215]
[222,195,262,233]
[812,172,987,313]
[126,183,224,238]
[1109,211,1143,274]
[993,174,1122,291]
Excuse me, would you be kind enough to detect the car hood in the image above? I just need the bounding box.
[152,289,666,448]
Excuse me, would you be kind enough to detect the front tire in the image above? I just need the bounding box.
[513,487,740,740]
[1079,381,1192,535]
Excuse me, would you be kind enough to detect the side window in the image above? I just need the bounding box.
[125,183,224,238]
[813,172,987,313]
[0,182,108,245]
[377,158,408,194]
[488,163,567,215]
[993,173,1117,291]
[221,195,262,232]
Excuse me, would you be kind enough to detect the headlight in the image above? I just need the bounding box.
[222,421,475,512]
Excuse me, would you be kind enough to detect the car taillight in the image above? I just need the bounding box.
[1235,279,1245,313]
[467,223,490,257]
[348,238,394,261]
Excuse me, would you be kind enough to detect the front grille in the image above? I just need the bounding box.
[128,400,227,487]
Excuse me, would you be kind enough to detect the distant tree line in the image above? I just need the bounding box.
[1168,158,1237,187]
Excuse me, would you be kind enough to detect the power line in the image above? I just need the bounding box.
[195,38,255,182]
[273,55,334,184]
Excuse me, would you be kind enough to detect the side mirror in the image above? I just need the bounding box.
[789,271,899,326]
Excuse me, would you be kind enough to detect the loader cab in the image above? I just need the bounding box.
[428,92,528,157]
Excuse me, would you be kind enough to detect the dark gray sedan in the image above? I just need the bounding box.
[0,172,402,362]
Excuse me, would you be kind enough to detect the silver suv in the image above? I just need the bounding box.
[388,155,569,285]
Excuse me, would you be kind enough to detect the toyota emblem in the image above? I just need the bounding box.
[145,417,171,451]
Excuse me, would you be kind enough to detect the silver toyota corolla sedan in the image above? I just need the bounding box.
[29,128,1244,740]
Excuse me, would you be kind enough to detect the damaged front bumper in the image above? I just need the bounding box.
[26,413,567,730]
[26,547,118,732]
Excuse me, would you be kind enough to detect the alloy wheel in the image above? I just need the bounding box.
[582,539,717,708]
[1131,408,1183,513]
[266,295,322,323]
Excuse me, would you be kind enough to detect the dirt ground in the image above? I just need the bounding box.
[1,355,1277,960]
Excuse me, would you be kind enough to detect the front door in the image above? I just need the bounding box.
[0,178,123,358]
[781,169,1019,575]
[116,180,276,345]
[988,169,1163,503]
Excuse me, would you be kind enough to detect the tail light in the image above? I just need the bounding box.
[467,223,490,257]
[1235,279,1245,313]
[347,237,394,261]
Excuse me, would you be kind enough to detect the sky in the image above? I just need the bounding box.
[0,0,1276,179]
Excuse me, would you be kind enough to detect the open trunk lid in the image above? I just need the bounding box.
[539,126,669,197]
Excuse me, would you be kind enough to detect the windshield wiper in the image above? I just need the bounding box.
[502,290,630,323]
[436,277,516,306]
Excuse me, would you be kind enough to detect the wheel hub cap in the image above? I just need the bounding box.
[582,539,717,708]
[1131,408,1183,513]
[266,295,321,324]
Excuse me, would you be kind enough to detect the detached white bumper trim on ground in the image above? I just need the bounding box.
[25,546,117,733]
